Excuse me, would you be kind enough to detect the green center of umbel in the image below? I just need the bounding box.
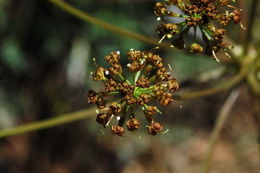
[133,86,154,99]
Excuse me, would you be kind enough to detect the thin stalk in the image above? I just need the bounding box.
[134,70,142,83]
[243,0,258,55]
[0,107,96,139]
[252,96,260,157]
[238,0,247,42]
[177,67,246,100]
[118,73,131,84]
[201,89,240,173]
[48,0,172,48]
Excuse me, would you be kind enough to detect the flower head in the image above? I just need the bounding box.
[87,50,179,136]
[154,0,243,61]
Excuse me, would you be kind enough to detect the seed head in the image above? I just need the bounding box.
[87,50,179,136]
[154,0,243,59]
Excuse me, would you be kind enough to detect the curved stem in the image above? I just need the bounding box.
[201,89,240,173]
[176,67,247,100]
[0,107,96,139]
[48,0,172,48]
[243,0,258,55]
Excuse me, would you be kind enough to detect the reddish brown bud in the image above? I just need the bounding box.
[111,125,125,136]
[93,67,106,81]
[105,51,120,64]
[109,102,121,114]
[148,122,163,135]
[126,118,140,131]
[136,77,150,88]
[96,113,109,127]
[144,106,158,116]
[87,90,99,104]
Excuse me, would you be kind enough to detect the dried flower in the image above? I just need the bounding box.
[126,118,140,131]
[148,121,163,135]
[111,125,125,136]
[154,0,243,61]
[87,50,179,136]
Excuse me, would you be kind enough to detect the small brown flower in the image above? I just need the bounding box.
[136,77,150,88]
[148,122,163,135]
[168,78,179,91]
[232,9,241,24]
[97,98,107,109]
[156,23,178,38]
[109,64,122,75]
[109,102,121,114]
[111,125,125,136]
[154,2,167,16]
[190,43,204,54]
[126,118,140,131]
[105,51,120,65]
[144,106,158,116]
[137,94,151,105]
[105,79,118,92]
[87,90,99,104]
[159,92,173,106]
[127,50,143,61]
[96,113,109,127]
[93,67,106,81]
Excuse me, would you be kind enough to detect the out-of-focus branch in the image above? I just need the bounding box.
[175,68,246,100]
[48,0,172,48]
[243,0,258,55]
[238,0,247,42]
[0,107,96,139]
[252,97,260,157]
[201,89,240,173]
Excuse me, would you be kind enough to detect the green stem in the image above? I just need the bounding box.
[134,70,142,83]
[0,107,96,139]
[177,68,246,100]
[48,0,172,48]
[118,73,131,84]
[201,89,240,173]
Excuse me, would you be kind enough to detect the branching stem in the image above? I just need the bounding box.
[201,89,240,173]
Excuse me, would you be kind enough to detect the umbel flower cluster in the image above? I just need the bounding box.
[87,50,179,136]
[154,0,242,61]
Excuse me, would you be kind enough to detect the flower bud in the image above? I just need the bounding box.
[111,125,125,136]
[126,118,140,131]
[148,122,163,135]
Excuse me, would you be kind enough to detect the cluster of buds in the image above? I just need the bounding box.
[154,0,243,61]
[87,50,179,136]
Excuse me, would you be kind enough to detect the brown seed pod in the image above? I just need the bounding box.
[126,118,140,131]
[148,122,163,135]
[111,125,125,136]
[93,67,106,81]
[190,43,204,54]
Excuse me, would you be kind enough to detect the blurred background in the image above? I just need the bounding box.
[0,0,259,172]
